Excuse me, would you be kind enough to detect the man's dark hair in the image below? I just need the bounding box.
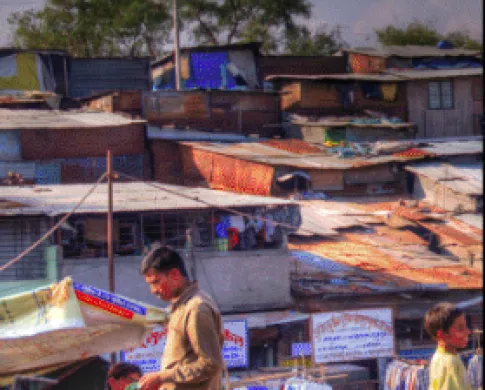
[139,244,188,277]
[424,302,464,339]
[107,362,141,379]
[106,362,142,389]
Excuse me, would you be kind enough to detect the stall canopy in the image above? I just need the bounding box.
[0,277,169,386]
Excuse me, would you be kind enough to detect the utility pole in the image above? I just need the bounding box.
[107,150,114,293]
[107,150,116,364]
[173,0,182,90]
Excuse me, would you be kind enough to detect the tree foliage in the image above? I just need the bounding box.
[8,0,172,57]
[179,0,312,54]
[375,22,441,46]
[375,21,483,51]
[444,31,483,51]
[284,25,348,55]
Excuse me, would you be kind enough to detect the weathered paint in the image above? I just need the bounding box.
[407,77,479,138]
[20,124,145,160]
[0,131,21,161]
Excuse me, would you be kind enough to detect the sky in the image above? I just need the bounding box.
[0,0,482,49]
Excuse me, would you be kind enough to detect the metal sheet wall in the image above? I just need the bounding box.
[20,124,145,160]
[60,155,144,183]
[35,161,61,184]
[12,155,145,184]
[68,58,151,98]
[0,131,22,161]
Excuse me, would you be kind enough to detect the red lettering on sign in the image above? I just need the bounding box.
[75,290,134,319]
[224,329,244,347]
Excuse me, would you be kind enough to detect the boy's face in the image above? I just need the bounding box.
[441,313,470,350]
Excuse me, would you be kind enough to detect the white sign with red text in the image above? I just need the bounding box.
[222,320,248,368]
[121,319,248,372]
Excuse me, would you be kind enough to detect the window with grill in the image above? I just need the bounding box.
[0,218,48,281]
[428,80,453,109]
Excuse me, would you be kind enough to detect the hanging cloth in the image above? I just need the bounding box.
[466,354,483,390]
[380,83,398,102]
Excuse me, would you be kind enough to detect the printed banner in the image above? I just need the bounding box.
[122,319,248,372]
[222,320,248,369]
[311,308,395,364]
[0,278,168,380]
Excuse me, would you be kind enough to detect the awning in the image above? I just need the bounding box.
[0,277,168,384]
[223,310,309,329]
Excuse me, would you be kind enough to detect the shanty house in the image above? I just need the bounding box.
[287,196,482,372]
[151,42,262,90]
[142,89,281,137]
[0,109,147,184]
[266,73,409,120]
[405,161,483,213]
[0,182,301,315]
[0,48,69,95]
[385,68,483,138]
[338,45,483,138]
[340,45,482,74]
[176,138,482,197]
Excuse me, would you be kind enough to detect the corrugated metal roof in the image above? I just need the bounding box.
[0,182,294,217]
[289,196,483,291]
[265,73,404,82]
[385,68,482,80]
[289,237,482,290]
[454,214,483,231]
[180,139,482,170]
[344,45,481,58]
[147,126,252,142]
[420,140,483,156]
[405,162,483,195]
[290,119,415,129]
[69,58,151,98]
[294,201,384,236]
[0,109,146,130]
[223,310,309,328]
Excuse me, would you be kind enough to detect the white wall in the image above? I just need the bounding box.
[61,248,293,313]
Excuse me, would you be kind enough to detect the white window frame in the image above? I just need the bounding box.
[428,80,454,110]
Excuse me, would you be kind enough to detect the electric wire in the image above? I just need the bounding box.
[0,173,108,274]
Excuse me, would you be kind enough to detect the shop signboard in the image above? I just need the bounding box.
[122,319,248,372]
[222,320,248,369]
[291,342,312,357]
[311,308,395,364]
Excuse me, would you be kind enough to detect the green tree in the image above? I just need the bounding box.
[375,21,483,52]
[179,0,312,54]
[8,0,172,57]
[445,31,483,51]
[285,25,348,55]
[375,21,441,46]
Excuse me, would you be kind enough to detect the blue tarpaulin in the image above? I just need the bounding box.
[412,57,482,69]
[185,52,237,89]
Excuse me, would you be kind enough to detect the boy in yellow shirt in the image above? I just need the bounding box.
[424,302,472,390]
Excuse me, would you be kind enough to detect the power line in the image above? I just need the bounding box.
[0,173,108,274]
[114,171,314,236]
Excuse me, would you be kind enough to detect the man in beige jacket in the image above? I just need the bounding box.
[138,245,224,390]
